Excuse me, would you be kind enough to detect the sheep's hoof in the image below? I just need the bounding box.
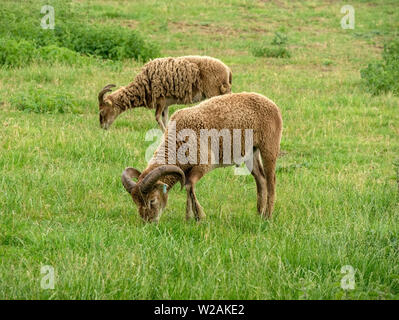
[257,204,267,216]
[260,211,272,219]
[185,211,194,221]
[195,206,206,222]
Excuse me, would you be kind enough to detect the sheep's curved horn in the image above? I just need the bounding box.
[121,167,141,194]
[98,84,116,105]
[139,165,185,194]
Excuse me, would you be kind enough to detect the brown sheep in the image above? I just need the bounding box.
[98,56,232,131]
[121,92,283,223]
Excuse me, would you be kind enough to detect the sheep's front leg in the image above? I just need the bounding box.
[162,106,169,128]
[187,184,206,221]
[155,99,166,132]
[185,167,208,221]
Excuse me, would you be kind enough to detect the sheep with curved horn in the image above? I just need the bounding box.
[121,92,283,223]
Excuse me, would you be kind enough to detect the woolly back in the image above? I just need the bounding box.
[135,57,201,109]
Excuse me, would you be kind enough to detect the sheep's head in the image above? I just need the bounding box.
[203,67,232,98]
[98,84,120,130]
[121,165,185,222]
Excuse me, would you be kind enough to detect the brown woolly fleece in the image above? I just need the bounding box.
[99,56,232,130]
[121,92,283,223]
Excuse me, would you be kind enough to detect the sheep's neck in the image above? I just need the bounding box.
[111,80,149,112]
[161,174,181,190]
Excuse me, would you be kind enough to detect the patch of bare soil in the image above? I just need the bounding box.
[169,21,268,36]
[119,19,140,29]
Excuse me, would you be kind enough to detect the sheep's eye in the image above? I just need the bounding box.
[149,199,157,207]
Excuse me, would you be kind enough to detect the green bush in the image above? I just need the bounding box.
[252,46,291,58]
[251,32,291,58]
[0,1,160,66]
[37,45,86,65]
[0,38,88,67]
[54,23,160,61]
[361,40,399,95]
[0,39,36,67]
[271,32,288,46]
[322,59,333,66]
[11,89,79,114]
[0,3,61,47]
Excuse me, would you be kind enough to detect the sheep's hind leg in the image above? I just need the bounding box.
[260,151,277,219]
[247,148,267,216]
[185,167,208,221]
[185,189,194,221]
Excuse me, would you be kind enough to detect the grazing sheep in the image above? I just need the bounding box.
[98,56,232,131]
[121,92,283,223]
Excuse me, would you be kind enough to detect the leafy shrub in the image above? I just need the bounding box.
[0,3,60,47]
[0,1,160,66]
[322,59,333,66]
[0,38,88,67]
[271,32,288,46]
[54,23,160,61]
[361,40,399,95]
[37,45,86,65]
[11,89,79,114]
[0,39,36,67]
[252,46,291,58]
[251,32,291,58]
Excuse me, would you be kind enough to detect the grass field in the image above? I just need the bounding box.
[0,0,399,299]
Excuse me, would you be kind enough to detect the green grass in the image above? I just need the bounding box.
[0,0,399,300]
